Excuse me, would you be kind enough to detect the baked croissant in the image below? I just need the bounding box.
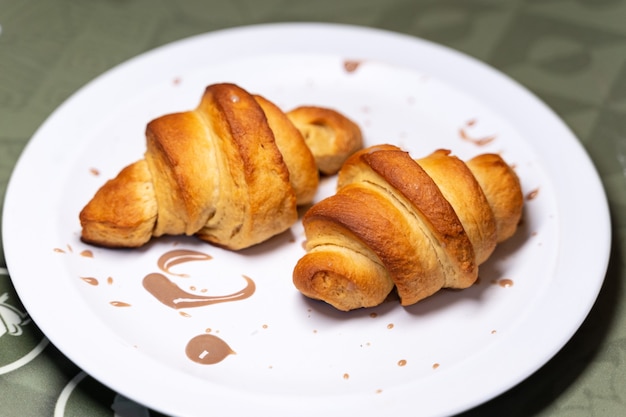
[293,144,524,311]
[79,83,362,250]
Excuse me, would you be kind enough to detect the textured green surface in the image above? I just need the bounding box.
[1,0,625,416]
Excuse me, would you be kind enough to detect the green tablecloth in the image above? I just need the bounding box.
[1,1,624,416]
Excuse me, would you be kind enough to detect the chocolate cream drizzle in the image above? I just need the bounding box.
[142,273,255,309]
[142,248,256,310]
[157,249,213,277]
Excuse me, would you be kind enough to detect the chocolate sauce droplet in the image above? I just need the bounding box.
[526,188,540,200]
[343,60,361,72]
[186,334,235,365]
[81,277,99,286]
[498,278,514,288]
[110,301,131,307]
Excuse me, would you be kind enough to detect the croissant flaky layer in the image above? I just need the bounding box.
[293,145,524,311]
[79,83,363,250]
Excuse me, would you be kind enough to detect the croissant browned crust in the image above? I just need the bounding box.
[287,106,363,175]
[293,144,524,311]
[79,83,362,250]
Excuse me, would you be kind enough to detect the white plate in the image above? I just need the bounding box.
[3,23,611,417]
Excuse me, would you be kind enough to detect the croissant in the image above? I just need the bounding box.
[287,106,363,175]
[293,144,524,311]
[79,83,362,250]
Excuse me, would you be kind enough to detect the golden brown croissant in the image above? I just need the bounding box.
[293,144,524,311]
[79,83,362,250]
[286,106,363,175]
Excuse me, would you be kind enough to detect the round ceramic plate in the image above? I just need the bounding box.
[3,23,611,417]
